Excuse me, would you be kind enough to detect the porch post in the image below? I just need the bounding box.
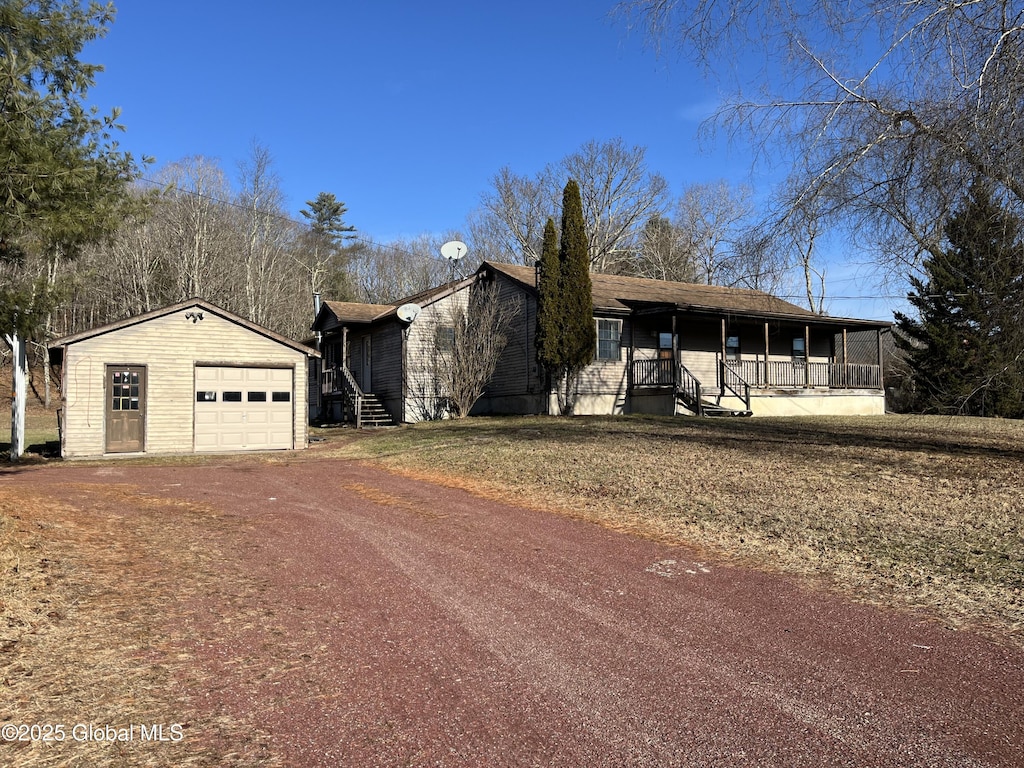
[720,318,727,390]
[877,328,885,390]
[628,313,635,391]
[804,325,811,388]
[842,328,848,388]
[763,321,770,387]
[671,313,678,388]
[342,327,349,372]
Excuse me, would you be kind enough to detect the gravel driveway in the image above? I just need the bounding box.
[17,456,1024,767]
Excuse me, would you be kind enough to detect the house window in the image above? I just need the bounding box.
[435,325,455,352]
[658,332,673,360]
[726,335,741,361]
[596,319,621,361]
[792,336,806,362]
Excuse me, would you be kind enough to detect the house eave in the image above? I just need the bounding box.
[620,299,889,328]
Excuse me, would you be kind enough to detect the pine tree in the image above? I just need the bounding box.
[895,182,1024,417]
[299,192,357,298]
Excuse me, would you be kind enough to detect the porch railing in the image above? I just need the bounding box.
[723,360,881,389]
[632,357,676,387]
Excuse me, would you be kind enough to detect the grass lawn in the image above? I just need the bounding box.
[318,413,1024,644]
[0,402,60,459]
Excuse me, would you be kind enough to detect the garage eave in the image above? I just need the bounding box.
[48,299,320,358]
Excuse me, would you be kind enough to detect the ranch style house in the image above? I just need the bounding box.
[311,262,890,426]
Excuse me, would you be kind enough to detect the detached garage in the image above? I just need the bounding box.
[48,299,318,458]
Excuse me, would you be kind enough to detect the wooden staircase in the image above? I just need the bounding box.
[355,393,395,428]
[332,365,395,428]
[674,362,752,418]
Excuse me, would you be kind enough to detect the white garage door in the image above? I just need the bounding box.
[194,366,294,451]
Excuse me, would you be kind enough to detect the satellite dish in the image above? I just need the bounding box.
[440,240,467,262]
[396,303,422,323]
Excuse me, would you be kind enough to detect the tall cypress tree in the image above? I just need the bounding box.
[535,217,561,381]
[895,182,1024,417]
[556,179,596,414]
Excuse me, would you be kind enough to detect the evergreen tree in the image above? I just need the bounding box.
[299,191,357,298]
[535,217,561,380]
[555,179,595,414]
[1,1,141,455]
[1,0,140,327]
[895,182,1024,417]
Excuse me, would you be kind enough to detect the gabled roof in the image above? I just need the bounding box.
[48,298,319,356]
[484,262,888,328]
[317,300,396,329]
[313,274,480,331]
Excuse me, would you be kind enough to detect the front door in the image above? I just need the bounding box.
[361,336,372,392]
[105,365,146,453]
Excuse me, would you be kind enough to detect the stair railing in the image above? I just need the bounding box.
[339,365,365,428]
[676,363,704,416]
[720,361,752,413]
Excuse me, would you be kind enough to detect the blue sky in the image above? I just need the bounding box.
[86,1,899,319]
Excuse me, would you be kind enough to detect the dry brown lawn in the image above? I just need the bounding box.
[0,482,280,766]
[1,410,1021,766]
[321,413,1024,645]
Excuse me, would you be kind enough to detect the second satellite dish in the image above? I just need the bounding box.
[396,303,422,323]
[440,240,467,262]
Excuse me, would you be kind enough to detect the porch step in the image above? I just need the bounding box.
[675,392,752,418]
[702,403,753,417]
[357,394,395,428]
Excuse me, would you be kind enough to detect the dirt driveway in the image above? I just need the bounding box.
[10,456,1024,767]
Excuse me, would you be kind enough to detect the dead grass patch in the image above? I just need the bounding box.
[338,481,449,519]
[326,414,1024,645]
[0,483,282,766]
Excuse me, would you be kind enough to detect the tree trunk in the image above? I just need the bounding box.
[6,333,27,460]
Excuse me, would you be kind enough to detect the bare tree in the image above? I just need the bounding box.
[350,234,463,304]
[567,138,670,273]
[237,141,289,328]
[615,0,1024,278]
[477,138,668,272]
[633,213,699,282]
[675,180,755,285]
[728,225,790,294]
[776,196,827,313]
[477,167,560,264]
[157,156,234,303]
[104,193,166,317]
[413,279,521,419]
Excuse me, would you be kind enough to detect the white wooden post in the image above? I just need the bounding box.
[5,332,27,460]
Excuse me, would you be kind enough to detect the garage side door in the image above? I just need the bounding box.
[194,366,294,451]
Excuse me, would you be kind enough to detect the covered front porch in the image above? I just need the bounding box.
[624,306,888,417]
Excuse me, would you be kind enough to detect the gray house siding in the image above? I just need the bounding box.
[473,273,546,415]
